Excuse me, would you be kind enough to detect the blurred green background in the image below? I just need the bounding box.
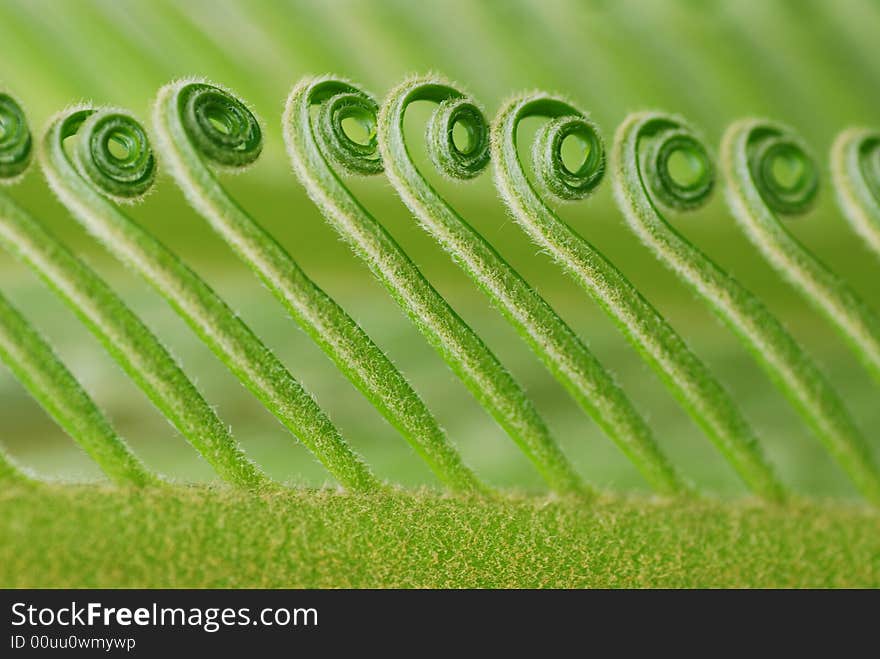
[1,0,878,498]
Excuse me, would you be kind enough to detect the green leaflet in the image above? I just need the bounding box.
[40,104,378,492]
[613,111,880,504]
[377,75,687,495]
[284,76,584,494]
[721,120,880,387]
[152,80,482,493]
[491,93,785,501]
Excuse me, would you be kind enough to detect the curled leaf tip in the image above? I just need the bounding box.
[43,105,157,205]
[496,92,606,203]
[383,74,490,181]
[0,93,32,181]
[287,76,383,176]
[427,97,489,181]
[163,80,263,170]
[534,113,604,201]
[733,118,819,216]
[75,111,156,203]
[619,112,715,212]
[831,127,880,257]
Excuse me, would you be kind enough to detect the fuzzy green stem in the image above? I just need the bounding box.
[0,291,157,486]
[0,191,265,489]
[831,128,880,260]
[152,80,481,493]
[492,94,785,501]
[284,76,583,494]
[40,105,378,492]
[377,75,687,495]
[614,111,880,504]
[721,120,880,387]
